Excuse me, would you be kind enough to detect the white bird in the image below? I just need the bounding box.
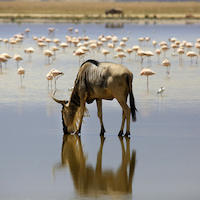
[157,87,165,95]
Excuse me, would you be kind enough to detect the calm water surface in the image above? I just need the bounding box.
[0,21,200,200]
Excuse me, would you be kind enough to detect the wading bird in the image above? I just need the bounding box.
[155,48,161,63]
[17,67,25,87]
[0,54,7,69]
[157,87,165,96]
[43,50,54,64]
[186,51,198,65]
[1,53,11,68]
[49,69,64,90]
[60,42,68,53]
[161,59,171,76]
[46,72,53,91]
[117,52,126,64]
[140,68,156,91]
[73,48,86,64]
[102,49,110,61]
[50,46,59,59]
[14,54,23,68]
[24,47,34,62]
[177,48,185,64]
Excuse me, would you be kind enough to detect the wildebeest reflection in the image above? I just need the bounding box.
[105,22,124,29]
[52,59,137,137]
[52,135,136,196]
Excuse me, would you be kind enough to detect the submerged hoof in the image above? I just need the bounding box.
[100,132,104,137]
[100,127,105,137]
[74,131,80,136]
[118,130,124,137]
[125,132,130,137]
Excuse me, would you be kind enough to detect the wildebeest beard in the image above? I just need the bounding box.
[62,83,88,134]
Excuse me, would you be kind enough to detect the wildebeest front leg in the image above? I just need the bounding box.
[96,99,105,136]
[75,96,86,135]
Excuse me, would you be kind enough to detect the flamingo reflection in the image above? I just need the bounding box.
[52,134,136,196]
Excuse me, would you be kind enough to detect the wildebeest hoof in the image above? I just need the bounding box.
[125,132,130,137]
[118,130,124,137]
[75,131,80,136]
[100,132,104,137]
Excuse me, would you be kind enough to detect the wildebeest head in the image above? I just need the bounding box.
[52,90,79,134]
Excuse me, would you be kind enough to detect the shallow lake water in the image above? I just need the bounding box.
[0,21,200,200]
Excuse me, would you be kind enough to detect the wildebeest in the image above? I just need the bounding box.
[105,8,124,18]
[52,59,137,137]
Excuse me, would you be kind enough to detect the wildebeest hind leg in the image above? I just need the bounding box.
[118,111,125,136]
[96,99,105,136]
[118,101,131,136]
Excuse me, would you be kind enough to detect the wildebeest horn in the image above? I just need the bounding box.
[52,90,68,105]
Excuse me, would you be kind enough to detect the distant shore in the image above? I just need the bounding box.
[0,1,199,24]
[0,13,200,24]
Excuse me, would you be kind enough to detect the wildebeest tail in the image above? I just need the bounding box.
[128,75,137,122]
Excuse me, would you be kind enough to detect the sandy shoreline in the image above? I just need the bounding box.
[0,13,200,24]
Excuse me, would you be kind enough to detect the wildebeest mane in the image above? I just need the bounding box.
[80,59,99,68]
[69,60,100,108]
[74,60,108,96]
